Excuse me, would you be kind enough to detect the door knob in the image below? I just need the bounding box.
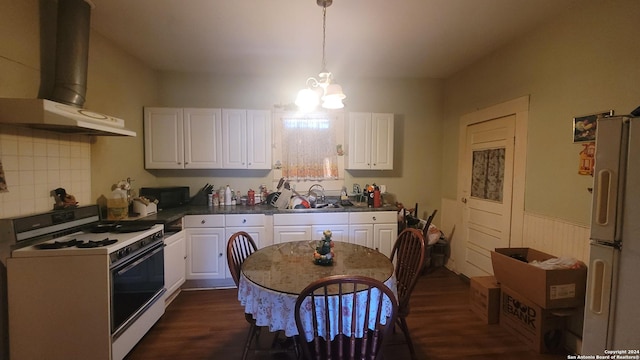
[461,197,467,203]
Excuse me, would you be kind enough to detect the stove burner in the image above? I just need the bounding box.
[36,239,82,249]
[36,238,118,249]
[76,239,118,248]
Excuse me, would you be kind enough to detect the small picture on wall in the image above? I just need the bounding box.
[573,110,614,143]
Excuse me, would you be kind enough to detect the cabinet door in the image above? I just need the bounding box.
[312,225,349,243]
[225,227,266,279]
[185,228,226,280]
[164,231,186,298]
[144,107,184,169]
[349,224,374,249]
[374,223,397,258]
[222,109,247,168]
[273,226,312,244]
[247,110,272,169]
[371,113,394,170]
[184,108,223,169]
[225,227,265,249]
[347,112,372,169]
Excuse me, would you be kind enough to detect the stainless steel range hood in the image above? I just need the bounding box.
[0,0,136,137]
[0,98,136,136]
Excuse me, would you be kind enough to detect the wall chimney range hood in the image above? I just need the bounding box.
[0,0,136,137]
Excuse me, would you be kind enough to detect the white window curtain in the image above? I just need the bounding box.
[281,116,338,180]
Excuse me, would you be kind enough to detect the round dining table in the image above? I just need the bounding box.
[238,240,397,338]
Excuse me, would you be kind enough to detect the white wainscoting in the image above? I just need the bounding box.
[439,197,591,274]
[522,212,590,263]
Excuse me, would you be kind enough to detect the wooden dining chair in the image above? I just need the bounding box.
[389,228,426,360]
[226,231,260,360]
[294,275,398,360]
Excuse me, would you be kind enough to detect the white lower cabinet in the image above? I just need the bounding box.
[273,225,313,244]
[312,225,349,242]
[273,213,349,244]
[349,211,398,257]
[164,230,186,304]
[225,214,267,278]
[181,211,397,288]
[184,215,226,280]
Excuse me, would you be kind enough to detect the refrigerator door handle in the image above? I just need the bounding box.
[588,259,610,315]
[595,169,613,226]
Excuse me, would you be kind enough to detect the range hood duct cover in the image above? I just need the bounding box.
[49,0,91,107]
[0,0,136,137]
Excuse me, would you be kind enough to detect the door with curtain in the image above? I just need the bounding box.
[461,115,516,277]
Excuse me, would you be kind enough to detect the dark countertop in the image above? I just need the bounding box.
[130,202,399,225]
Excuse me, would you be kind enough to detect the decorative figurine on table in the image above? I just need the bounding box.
[313,230,335,265]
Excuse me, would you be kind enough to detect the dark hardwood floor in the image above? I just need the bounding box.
[125,267,570,360]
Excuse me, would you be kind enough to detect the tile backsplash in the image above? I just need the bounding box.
[0,125,91,218]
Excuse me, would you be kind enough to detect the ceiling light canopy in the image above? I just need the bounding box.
[295,0,346,112]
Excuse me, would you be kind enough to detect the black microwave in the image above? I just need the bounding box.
[139,186,190,210]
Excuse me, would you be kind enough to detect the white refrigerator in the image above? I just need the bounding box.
[582,115,640,354]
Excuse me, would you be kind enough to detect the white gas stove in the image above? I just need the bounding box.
[1,205,166,360]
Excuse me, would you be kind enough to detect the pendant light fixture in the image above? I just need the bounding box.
[295,0,346,111]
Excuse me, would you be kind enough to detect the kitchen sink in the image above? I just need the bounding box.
[289,203,341,210]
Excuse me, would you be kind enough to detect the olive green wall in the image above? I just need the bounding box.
[441,0,640,225]
[86,31,159,204]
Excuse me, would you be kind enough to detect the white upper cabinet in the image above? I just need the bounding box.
[145,107,270,170]
[346,112,394,170]
[144,107,184,169]
[144,107,223,169]
[222,109,272,169]
[184,108,223,168]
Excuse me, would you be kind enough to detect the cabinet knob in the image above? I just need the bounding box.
[242,219,247,223]
[372,216,377,221]
[201,219,206,224]
[177,162,182,165]
[219,253,223,257]
[248,162,252,165]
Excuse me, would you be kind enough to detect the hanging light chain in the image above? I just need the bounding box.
[321,4,327,72]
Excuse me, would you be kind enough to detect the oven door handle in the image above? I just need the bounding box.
[115,243,164,276]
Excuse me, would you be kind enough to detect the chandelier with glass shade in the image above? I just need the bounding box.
[295,0,346,112]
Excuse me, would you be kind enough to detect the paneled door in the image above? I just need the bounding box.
[461,115,515,277]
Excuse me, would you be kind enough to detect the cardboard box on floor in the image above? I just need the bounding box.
[490,248,587,309]
[469,276,500,324]
[499,285,570,353]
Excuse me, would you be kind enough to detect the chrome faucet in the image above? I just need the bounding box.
[308,184,326,204]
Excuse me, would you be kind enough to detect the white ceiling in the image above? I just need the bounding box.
[89,0,585,79]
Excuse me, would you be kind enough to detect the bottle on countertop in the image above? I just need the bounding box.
[248,189,255,206]
[219,187,225,206]
[225,185,232,206]
[373,185,381,208]
[231,189,237,205]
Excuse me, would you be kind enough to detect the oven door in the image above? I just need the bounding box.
[111,240,165,338]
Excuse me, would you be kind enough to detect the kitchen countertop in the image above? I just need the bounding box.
[128,202,399,225]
